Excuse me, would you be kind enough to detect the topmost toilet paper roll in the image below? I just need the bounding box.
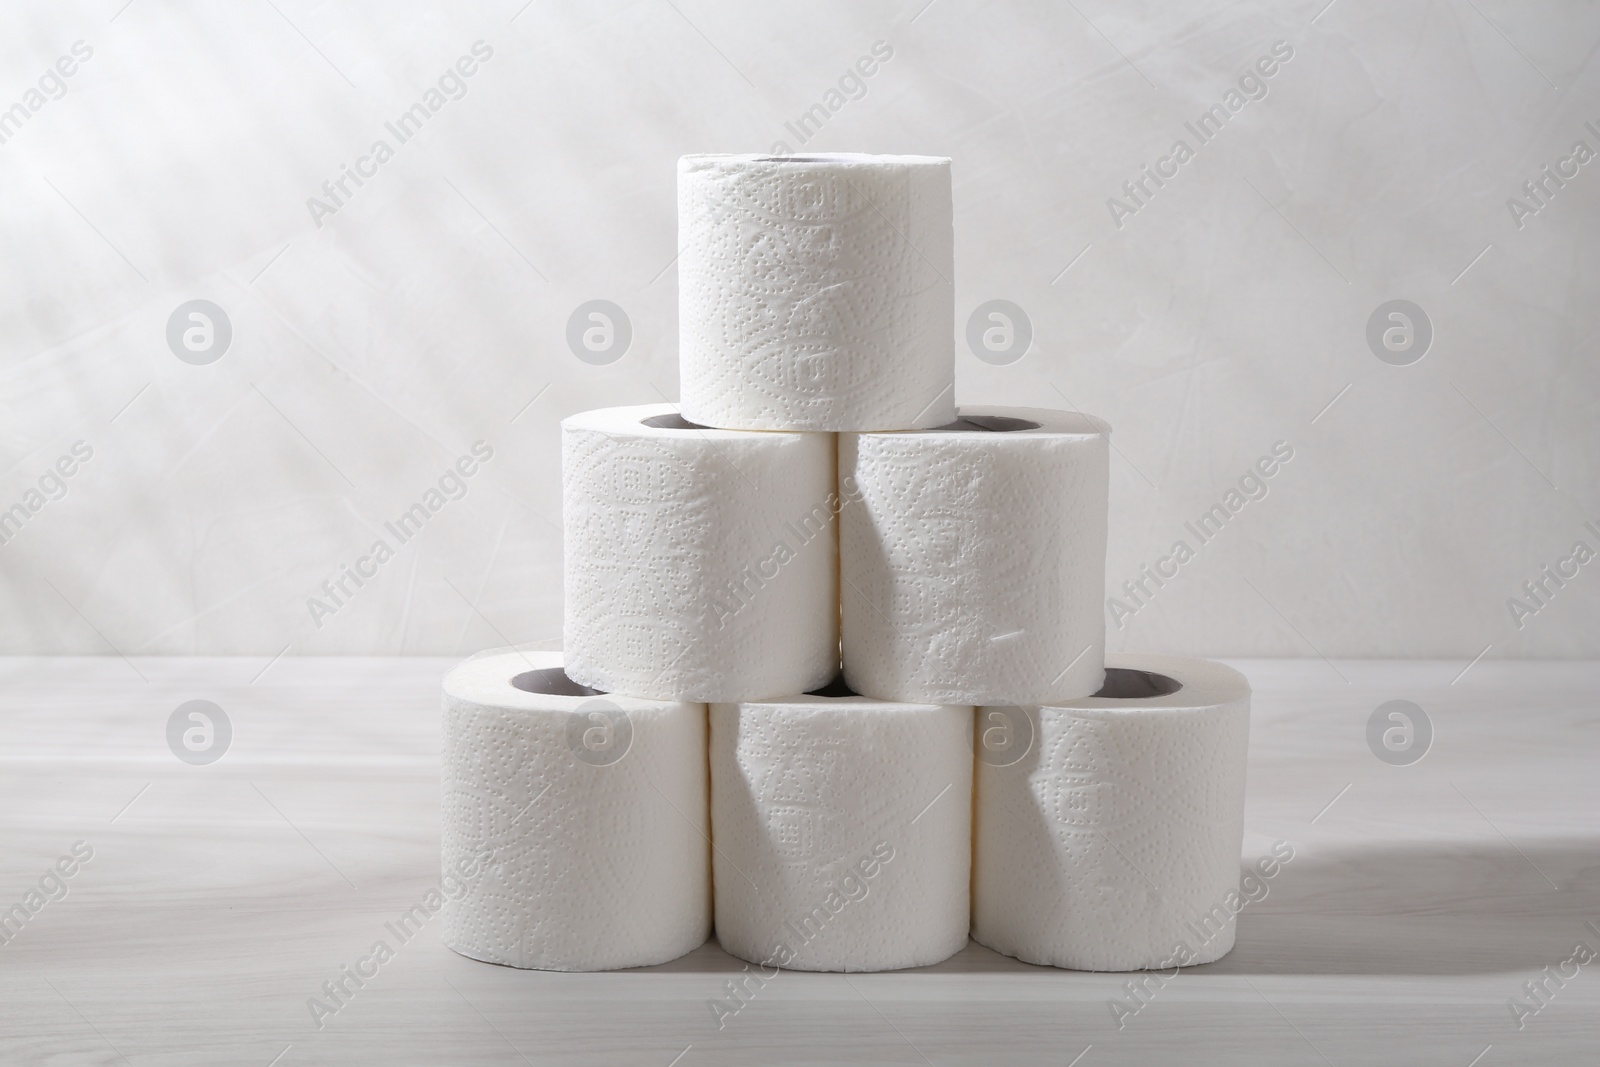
[841,407,1110,706]
[678,153,955,432]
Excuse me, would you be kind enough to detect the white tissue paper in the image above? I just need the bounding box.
[563,403,839,702]
[678,153,955,432]
[709,681,972,972]
[840,407,1110,705]
[441,648,710,970]
[972,654,1252,971]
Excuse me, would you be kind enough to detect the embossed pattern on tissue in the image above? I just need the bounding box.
[710,702,971,971]
[563,416,837,700]
[972,692,1251,971]
[441,696,708,970]
[841,427,1108,704]
[678,158,953,430]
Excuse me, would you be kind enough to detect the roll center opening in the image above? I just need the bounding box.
[804,675,859,699]
[511,667,608,697]
[641,413,711,431]
[928,415,1041,433]
[756,154,864,163]
[1093,668,1183,699]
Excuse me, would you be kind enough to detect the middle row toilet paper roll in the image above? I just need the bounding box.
[710,680,973,972]
[563,403,1112,705]
[841,407,1111,706]
[563,403,839,702]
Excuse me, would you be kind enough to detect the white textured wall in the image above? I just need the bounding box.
[0,0,1595,659]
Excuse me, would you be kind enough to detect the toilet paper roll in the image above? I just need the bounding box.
[972,654,1252,971]
[678,153,955,432]
[563,403,839,702]
[840,407,1110,705]
[710,679,972,972]
[440,648,710,970]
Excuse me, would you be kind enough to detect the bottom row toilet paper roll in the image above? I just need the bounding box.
[973,654,1251,971]
[710,680,972,972]
[441,649,710,971]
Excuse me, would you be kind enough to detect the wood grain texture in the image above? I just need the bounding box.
[0,656,1595,1065]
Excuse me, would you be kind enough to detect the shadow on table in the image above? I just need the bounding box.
[1201,837,1600,976]
[634,838,1600,978]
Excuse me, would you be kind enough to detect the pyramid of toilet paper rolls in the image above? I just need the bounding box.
[441,154,1252,974]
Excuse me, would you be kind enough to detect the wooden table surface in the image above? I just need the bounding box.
[1,656,1595,1066]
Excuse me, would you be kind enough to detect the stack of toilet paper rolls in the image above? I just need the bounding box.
[441,152,1252,974]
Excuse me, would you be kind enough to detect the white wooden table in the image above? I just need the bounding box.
[1,657,1595,1066]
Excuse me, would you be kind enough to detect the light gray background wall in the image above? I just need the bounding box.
[1,0,1595,659]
